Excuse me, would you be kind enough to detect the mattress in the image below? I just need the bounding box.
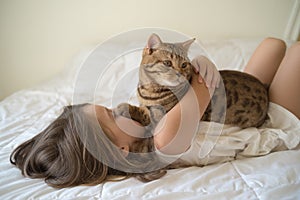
[0,37,299,200]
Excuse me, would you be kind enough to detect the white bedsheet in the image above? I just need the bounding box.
[1,38,300,200]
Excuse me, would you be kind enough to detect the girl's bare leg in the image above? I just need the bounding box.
[269,42,300,119]
[244,37,286,86]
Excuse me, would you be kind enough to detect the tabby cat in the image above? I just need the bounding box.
[113,34,268,130]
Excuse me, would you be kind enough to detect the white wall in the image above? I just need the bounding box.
[0,0,298,100]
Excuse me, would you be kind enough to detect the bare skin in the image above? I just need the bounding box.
[244,38,300,118]
[244,37,286,86]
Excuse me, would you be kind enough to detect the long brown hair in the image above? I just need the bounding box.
[10,104,167,188]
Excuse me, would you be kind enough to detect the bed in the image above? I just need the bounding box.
[1,30,300,200]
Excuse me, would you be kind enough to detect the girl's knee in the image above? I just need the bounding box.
[289,41,300,53]
[263,37,287,51]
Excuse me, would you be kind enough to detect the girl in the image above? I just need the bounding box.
[10,38,300,188]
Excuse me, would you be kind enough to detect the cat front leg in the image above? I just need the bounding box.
[113,103,151,126]
[148,105,166,126]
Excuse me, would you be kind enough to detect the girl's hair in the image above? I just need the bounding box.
[10,104,167,188]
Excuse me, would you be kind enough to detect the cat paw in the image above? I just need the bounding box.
[149,105,166,124]
[113,103,132,119]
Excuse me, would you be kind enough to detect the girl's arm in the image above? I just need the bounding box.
[154,71,212,155]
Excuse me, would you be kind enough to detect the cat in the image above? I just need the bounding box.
[113,33,268,132]
[113,33,194,131]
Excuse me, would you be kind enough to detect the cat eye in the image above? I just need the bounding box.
[181,62,189,68]
[163,60,172,67]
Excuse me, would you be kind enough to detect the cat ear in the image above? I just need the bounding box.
[180,38,196,51]
[147,33,162,49]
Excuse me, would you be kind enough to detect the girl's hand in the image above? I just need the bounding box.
[191,55,220,88]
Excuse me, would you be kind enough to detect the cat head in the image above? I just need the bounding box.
[140,33,195,86]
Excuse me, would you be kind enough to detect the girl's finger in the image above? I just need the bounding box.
[198,75,203,83]
[205,67,213,88]
[191,60,199,73]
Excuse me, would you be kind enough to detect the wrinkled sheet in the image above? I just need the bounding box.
[1,39,300,200]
